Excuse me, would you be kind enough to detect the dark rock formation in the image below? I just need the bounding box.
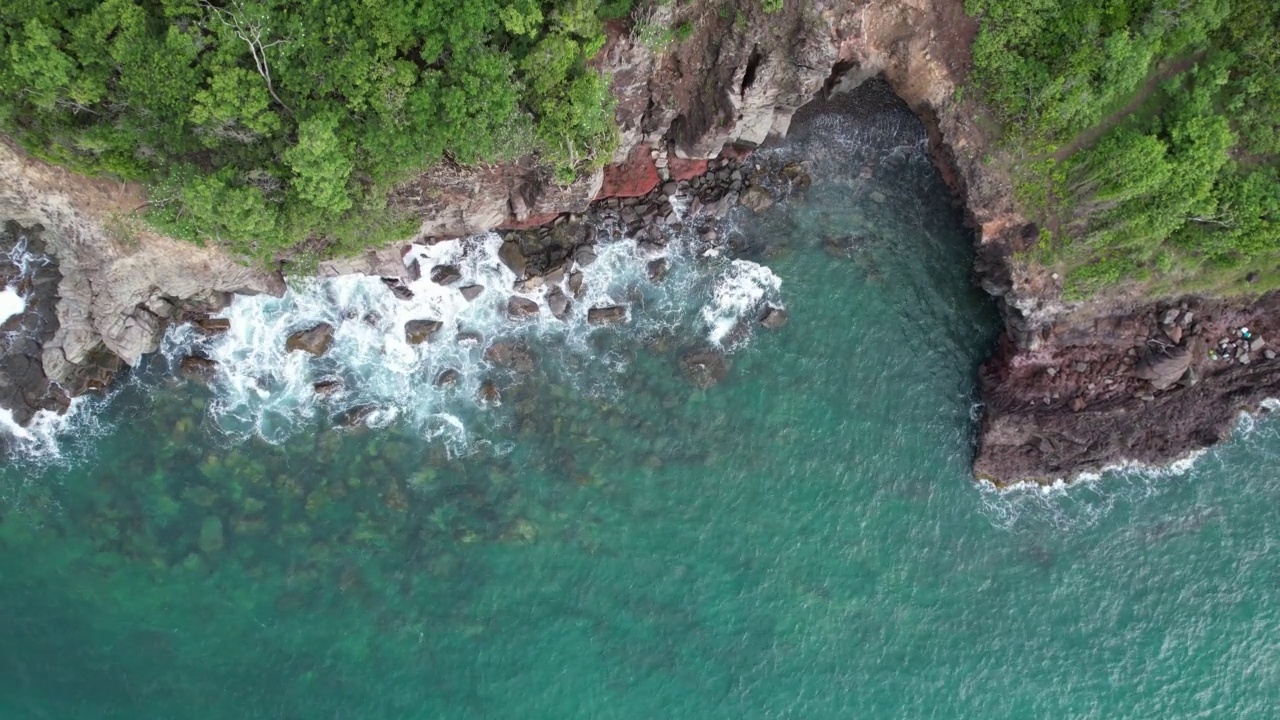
[286,324,334,356]
[404,319,443,344]
[759,306,788,330]
[507,297,540,319]
[587,306,628,325]
[681,349,731,389]
[178,355,219,384]
[430,265,462,285]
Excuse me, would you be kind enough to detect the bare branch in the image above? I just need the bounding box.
[200,0,293,115]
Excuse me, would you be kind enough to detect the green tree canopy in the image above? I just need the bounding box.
[0,0,621,260]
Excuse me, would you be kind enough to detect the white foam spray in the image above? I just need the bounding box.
[161,232,785,448]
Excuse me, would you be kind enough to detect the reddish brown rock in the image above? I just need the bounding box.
[598,145,660,199]
[667,157,709,182]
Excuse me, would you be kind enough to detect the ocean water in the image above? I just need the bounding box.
[3,87,1280,719]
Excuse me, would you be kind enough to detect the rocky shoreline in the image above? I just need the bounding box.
[1,0,1275,484]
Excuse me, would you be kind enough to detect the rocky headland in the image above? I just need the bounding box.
[1,0,1275,484]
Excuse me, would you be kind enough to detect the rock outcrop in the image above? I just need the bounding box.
[0,138,283,393]
[1,0,1265,485]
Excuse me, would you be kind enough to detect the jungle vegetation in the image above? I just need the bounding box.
[966,0,1279,298]
[0,0,624,260]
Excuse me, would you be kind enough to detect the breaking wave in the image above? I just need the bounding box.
[159,232,783,449]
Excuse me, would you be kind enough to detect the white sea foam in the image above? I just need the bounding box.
[702,260,782,346]
[0,396,105,464]
[162,233,785,447]
[0,286,23,326]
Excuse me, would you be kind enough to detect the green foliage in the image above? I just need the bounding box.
[761,0,783,14]
[0,0,623,260]
[966,0,1280,298]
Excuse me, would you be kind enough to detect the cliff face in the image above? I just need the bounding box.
[1,0,1266,483]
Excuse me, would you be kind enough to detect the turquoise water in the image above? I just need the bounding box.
[4,92,1280,718]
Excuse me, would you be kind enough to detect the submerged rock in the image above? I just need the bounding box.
[405,319,444,344]
[435,368,461,388]
[759,305,788,330]
[587,306,628,325]
[199,516,224,555]
[479,381,502,406]
[681,349,731,388]
[456,331,484,345]
[647,258,669,283]
[337,404,378,427]
[286,323,334,356]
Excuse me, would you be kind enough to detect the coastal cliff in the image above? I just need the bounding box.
[1,0,1274,483]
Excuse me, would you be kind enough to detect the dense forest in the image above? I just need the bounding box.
[966,0,1280,298]
[3,1,1276,295]
[0,0,626,259]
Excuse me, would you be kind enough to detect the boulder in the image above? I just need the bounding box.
[193,317,231,336]
[1250,336,1267,353]
[780,162,812,188]
[382,277,414,300]
[739,186,774,213]
[435,369,461,388]
[587,306,628,325]
[1134,345,1192,390]
[681,349,731,389]
[515,275,546,292]
[499,239,527,277]
[337,404,378,427]
[647,258,669,283]
[507,296,540,319]
[479,381,502,406]
[405,319,443,344]
[568,271,585,298]
[484,341,534,372]
[178,355,219,384]
[286,323,334,356]
[574,247,598,267]
[547,288,571,320]
[430,265,462,285]
[759,306,788,330]
[313,379,343,396]
[1179,367,1200,388]
[459,284,485,301]
[543,263,567,285]
[1069,396,1087,412]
